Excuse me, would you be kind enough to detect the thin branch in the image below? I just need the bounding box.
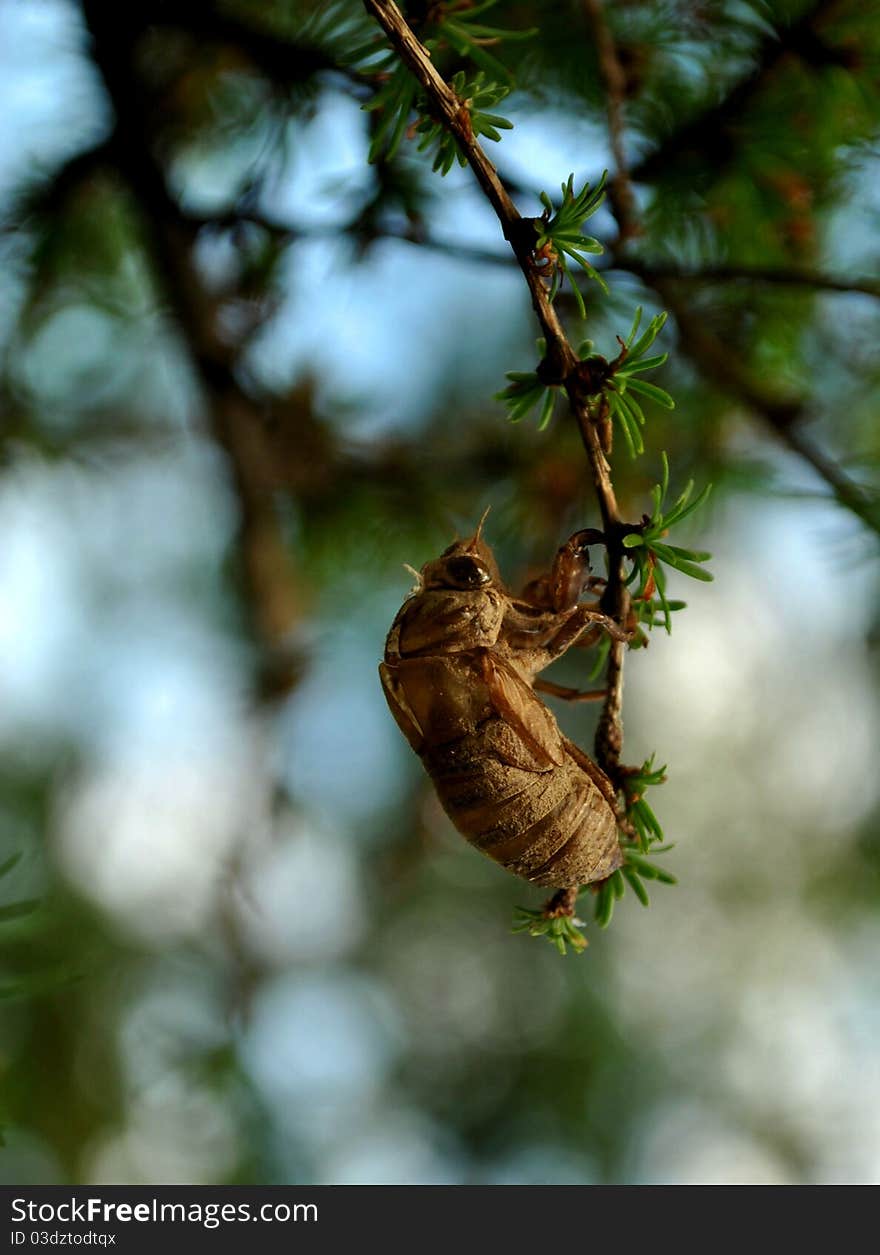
[654,280,879,533]
[21,149,875,548]
[14,154,880,306]
[622,261,880,301]
[578,0,641,755]
[361,0,628,777]
[546,0,880,548]
[581,0,638,244]
[194,203,522,270]
[543,887,579,918]
[363,1,573,372]
[202,208,880,302]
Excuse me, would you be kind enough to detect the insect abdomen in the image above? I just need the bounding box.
[425,728,621,888]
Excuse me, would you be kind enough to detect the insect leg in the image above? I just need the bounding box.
[563,736,639,838]
[572,624,602,650]
[501,604,626,682]
[538,605,628,661]
[550,528,608,611]
[561,736,618,809]
[378,663,426,754]
[478,651,565,768]
[520,528,606,613]
[533,679,607,703]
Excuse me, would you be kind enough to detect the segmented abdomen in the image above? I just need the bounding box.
[424,723,621,888]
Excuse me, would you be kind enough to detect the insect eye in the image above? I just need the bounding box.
[446,556,490,588]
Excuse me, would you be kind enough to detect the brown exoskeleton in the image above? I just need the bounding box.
[379,514,628,888]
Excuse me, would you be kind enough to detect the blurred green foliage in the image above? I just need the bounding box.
[0,0,878,1185]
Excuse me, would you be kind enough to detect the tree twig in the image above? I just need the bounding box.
[622,262,880,301]
[361,0,630,782]
[581,0,638,244]
[561,0,877,541]
[655,280,879,533]
[188,207,880,305]
[363,1,572,373]
[577,0,642,763]
[14,150,880,307]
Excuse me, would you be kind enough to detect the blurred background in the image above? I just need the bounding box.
[0,0,879,1186]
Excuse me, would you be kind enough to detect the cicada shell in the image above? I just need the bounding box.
[379,517,626,888]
